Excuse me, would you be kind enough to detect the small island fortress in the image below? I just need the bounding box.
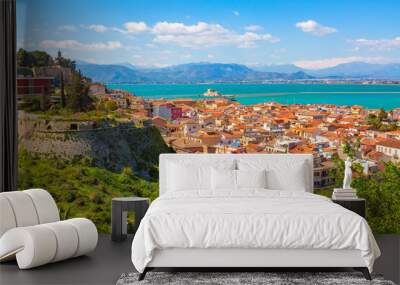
[203,89,237,101]
[203,89,221,97]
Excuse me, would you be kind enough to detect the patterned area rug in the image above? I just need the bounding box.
[116,272,395,285]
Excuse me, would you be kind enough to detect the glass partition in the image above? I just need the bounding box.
[16,0,400,233]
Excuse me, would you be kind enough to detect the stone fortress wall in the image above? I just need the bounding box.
[18,111,171,177]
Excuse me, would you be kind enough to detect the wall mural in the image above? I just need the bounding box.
[17,0,400,233]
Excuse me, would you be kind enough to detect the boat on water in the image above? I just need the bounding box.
[202,89,236,101]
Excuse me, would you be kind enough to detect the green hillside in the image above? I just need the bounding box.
[18,149,159,233]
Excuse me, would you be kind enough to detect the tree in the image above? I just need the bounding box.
[352,162,400,233]
[365,110,398,131]
[366,114,381,129]
[330,156,400,233]
[66,73,93,112]
[60,72,66,108]
[16,48,53,68]
[105,101,118,111]
[66,73,83,112]
[342,141,356,159]
[16,48,29,67]
[30,50,53,67]
[378,108,388,121]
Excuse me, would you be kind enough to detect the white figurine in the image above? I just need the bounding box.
[343,157,352,189]
[363,162,369,176]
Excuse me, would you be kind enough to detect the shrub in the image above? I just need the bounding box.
[18,149,158,233]
[329,158,400,233]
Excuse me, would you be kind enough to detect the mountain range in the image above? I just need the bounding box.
[76,61,400,84]
[76,62,313,84]
[253,62,400,80]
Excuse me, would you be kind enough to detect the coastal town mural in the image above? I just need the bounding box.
[16,0,400,233]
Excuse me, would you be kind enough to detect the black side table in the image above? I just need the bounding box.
[332,198,366,218]
[111,197,149,242]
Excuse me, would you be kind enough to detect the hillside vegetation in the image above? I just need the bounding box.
[17,49,175,233]
[328,156,400,234]
[18,149,159,233]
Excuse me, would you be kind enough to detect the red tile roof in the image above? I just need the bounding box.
[377,139,400,149]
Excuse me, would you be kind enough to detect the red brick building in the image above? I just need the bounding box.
[17,77,54,98]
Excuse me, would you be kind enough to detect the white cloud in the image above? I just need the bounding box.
[82,24,109,33]
[152,21,224,34]
[78,21,278,49]
[350,37,400,51]
[83,22,149,34]
[119,21,149,33]
[40,40,122,51]
[294,56,388,69]
[295,20,337,36]
[233,11,240,16]
[207,54,214,59]
[152,21,279,48]
[245,25,263,32]
[58,25,77,32]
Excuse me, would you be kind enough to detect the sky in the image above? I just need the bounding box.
[17,0,400,69]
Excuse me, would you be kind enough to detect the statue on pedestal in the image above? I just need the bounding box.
[343,157,352,190]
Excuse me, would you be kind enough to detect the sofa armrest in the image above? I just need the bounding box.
[0,218,98,269]
[0,226,57,268]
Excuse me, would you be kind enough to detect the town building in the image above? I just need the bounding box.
[376,139,400,160]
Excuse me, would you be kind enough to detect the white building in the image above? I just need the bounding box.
[376,139,400,160]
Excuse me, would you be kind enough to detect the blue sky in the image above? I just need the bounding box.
[17,0,400,69]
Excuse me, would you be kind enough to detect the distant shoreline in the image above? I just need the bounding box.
[105,82,400,86]
[106,83,400,110]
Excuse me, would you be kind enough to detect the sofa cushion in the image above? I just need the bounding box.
[42,221,79,262]
[24,189,60,224]
[0,196,17,237]
[0,189,60,238]
[0,192,39,227]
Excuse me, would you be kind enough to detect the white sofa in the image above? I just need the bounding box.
[0,189,98,269]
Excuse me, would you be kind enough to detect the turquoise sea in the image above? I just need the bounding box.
[106,84,400,110]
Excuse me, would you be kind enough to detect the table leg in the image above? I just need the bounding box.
[122,210,127,237]
[111,202,125,242]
